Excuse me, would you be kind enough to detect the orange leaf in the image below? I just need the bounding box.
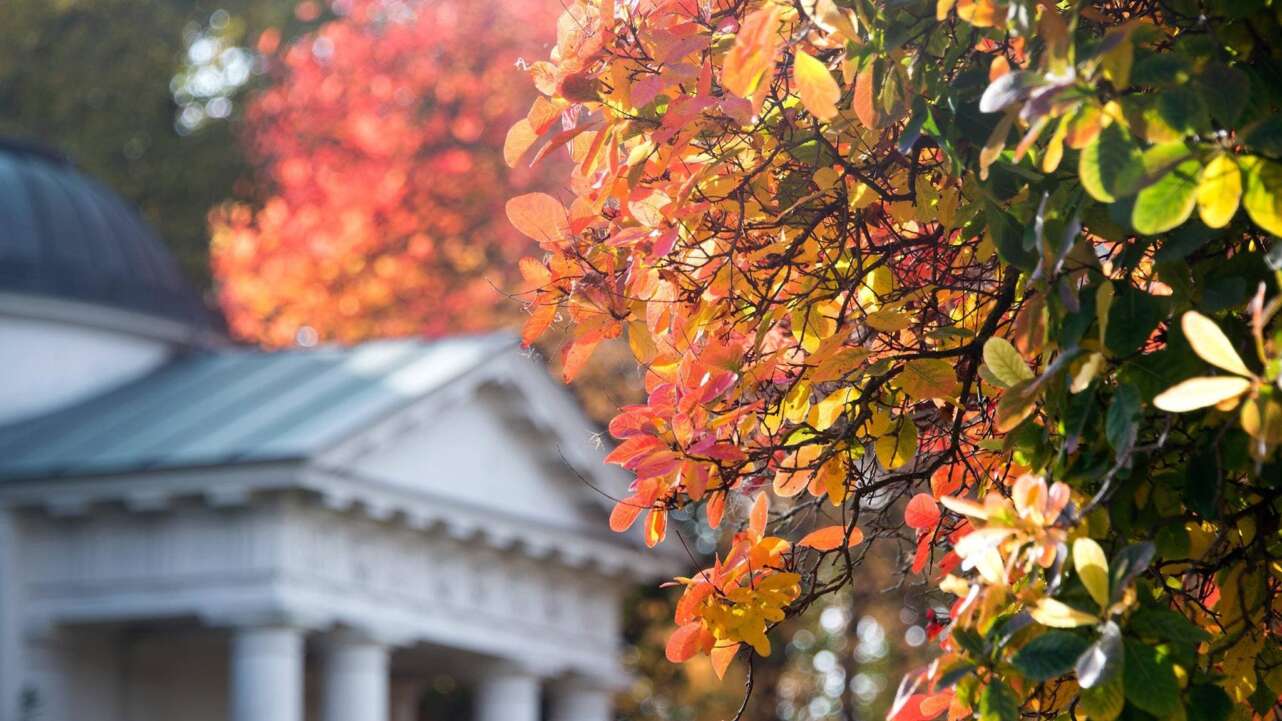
[665,621,703,663]
[904,493,941,530]
[797,524,863,551]
[504,119,538,168]
[749,493,769,537]
[772,469,810,497]
[561,336,601,382]
[609,497,645,532]
[526,95,563,134]
[722,5,784,99]
[521,303,557,346]
[710,642,740,679]
[707,492,726,529]
[506,193,569,243]
[853,61,878,128]
[644,508,668,548]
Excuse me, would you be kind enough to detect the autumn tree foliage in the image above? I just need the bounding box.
[509,1,1282,720]
[210,0,559,346]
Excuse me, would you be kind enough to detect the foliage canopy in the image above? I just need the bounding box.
[510,0,1282,719]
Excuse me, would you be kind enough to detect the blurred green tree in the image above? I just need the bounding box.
[0,0,314,287]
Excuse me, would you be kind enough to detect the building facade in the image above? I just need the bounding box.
[0,140,669,721]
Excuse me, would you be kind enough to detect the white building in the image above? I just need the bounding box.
[0,140,673,721]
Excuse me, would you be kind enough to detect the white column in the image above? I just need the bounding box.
[474,665,541,721]
[230,626,304,721]
[548,677,613,721]
[319,632,389,721]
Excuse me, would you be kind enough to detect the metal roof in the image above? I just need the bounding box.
[0,334,514,482]
[0,138,214,329]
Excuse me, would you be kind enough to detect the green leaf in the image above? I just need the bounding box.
[986,205,1037,270]
[1242,155,1282,237]
[1156,86,1209,136]
[1076,621,1124,689]
[1198,62,1249,128]
[1123,640,1180,717]
[1188,684,1232,721]
[1105,384,1140,453]
[1132,156,1201,235]
[1010,631,1090,681]
[1109,542,1156,603]
[978,679,1020,721]
[1080,123,1144,203]
[951,627,988,660]
[1129,607,1211,644]
[983,337,1035,387]
[1079,670,1125,721]
[1105,285,1169,356]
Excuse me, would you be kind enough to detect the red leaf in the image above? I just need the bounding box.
[665,622,703,663]
[904,493,941,530]
[506,193,569,243]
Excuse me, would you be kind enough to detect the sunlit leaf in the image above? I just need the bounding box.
[982,337,1034,387]
[1242,155,1282,237]
[1073,538,1110,608]
[793,49,841,121]
[1197,153,1242,229]
[1029,598,1097,628]
[1153,376,1251,413]
[506,192,570,243]
[1182,311,1253,377]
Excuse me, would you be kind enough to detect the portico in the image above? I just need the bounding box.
[0,337,676,721]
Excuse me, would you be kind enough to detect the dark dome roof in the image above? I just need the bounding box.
[0,138,213,330]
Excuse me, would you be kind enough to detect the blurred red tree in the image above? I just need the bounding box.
[211,0,558,347]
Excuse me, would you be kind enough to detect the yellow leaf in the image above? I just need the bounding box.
[875,418,917,470]
[782,379,812,424]
[982,337,1035,387]
[793,49,841,122]
[809,387,855,431]
[1073,538,1110,608]
[866,308,912,332]
[1029,598,1098,628]
[1153,376,1252,413]
[1197,154,1242,229]
[1069,352,1105,393]
[896,358,960,401]
[1241,155,1282,237]
[1182,311,1252,378]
